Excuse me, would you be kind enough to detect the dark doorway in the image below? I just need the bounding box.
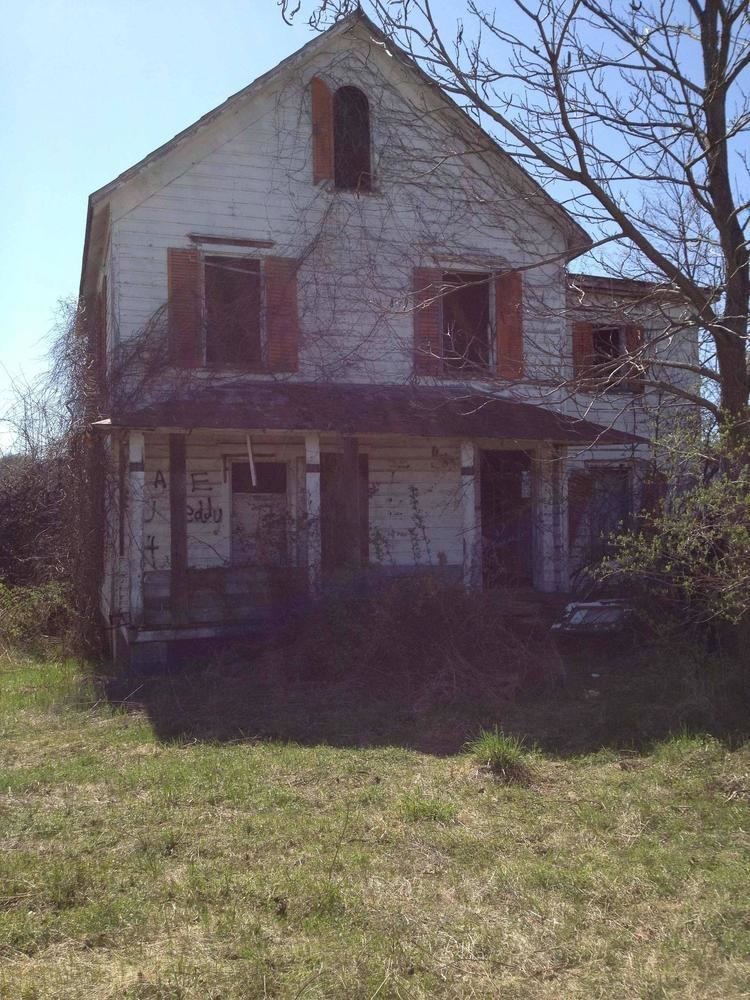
[568,465,633,574]
[480,450,533,587]
[320,449,369,576]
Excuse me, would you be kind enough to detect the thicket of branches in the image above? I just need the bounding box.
[276,0,750,633]
[0,299,105,649]
[283,0,750,434]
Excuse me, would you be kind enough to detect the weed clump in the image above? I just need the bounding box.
[399,791,458,823]
[466,726,533,784]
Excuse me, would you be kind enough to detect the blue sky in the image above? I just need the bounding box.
[0,1,314,433]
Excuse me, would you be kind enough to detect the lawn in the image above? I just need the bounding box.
[1,652,749,999]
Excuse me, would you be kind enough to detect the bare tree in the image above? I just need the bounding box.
[280,0,750,437]
[0,298,106,648]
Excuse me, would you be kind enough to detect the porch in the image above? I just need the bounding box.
[96,382,643,662]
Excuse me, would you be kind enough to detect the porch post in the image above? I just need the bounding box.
[533,443,567,592]
[342,436,361,568]
[553,445,569,591]
[127,430,145,626]
[305,433,322,596]
[460,441,480,589]
[169,434,188,624]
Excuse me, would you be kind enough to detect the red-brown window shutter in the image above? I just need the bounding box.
[265,257,300,372]
[168,248,203,366]
[311,76,334,184]
[624,324,644,354]
[495,271,524,379]
[413,268,443,376]
[572,321,594,378]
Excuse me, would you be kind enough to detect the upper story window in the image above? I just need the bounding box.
[333,86,372,191]
[205,256,261,366]
[572,320,644,392]
[310,77,372,191]
[592,326,623,364]
[167,247,299,372]
[413,267,524,379]
[442,272,491,372]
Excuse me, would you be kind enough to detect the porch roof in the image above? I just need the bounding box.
[95,382,646,446]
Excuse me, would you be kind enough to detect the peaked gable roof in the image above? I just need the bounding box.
[80,11,591,300]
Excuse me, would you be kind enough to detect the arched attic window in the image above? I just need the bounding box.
[333,86,372,191]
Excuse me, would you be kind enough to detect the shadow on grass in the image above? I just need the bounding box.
[105,633,750,757]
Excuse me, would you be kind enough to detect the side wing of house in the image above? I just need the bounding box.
[563,275,700,573]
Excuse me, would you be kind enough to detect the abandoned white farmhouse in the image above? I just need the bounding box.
[79,12,697,666]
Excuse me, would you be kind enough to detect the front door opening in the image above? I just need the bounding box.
[230,461,288,566]
[480,450,533,587]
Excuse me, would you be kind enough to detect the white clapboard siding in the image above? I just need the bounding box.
[106,28,571,393]
[139,432,466,573]
[367,441,463,567]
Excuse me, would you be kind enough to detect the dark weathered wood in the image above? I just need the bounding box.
[342,437,360,568]
[169,435,189,624]
[495,270,524,379]
[105,382,645,447]
[320,452,345,575]
[321,440,367,574]
[310,76,334,183]
[359,453,369,564]
[167,248,203,366]
[188,233,275,248]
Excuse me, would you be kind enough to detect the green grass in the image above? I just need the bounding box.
[1,653,749,998]
[465,726,533,783]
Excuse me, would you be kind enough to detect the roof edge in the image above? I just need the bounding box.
[80,9,591,296]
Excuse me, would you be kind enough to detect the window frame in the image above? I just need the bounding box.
[440,270,495,376]
[229,459,290,568]
[590,323,643,394]
[332,85,374,194]
[568,461,634,565]
[201,251,265,370]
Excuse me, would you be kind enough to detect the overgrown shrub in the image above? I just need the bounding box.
[0,454,67,586]
[1,298,105,652]
[608,462,750,626]
[262,572,563,711]
[0,581,73,653]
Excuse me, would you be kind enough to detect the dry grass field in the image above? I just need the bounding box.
[1,651,749,999]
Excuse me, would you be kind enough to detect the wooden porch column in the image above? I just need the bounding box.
[460,441,480,589]
[305,433,322,596]
[552,445,569,591]
[127,430,145,626]
[169,434,188,624]
[533,444,568,592]
[342,436,361,568]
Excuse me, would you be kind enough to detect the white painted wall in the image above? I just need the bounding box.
[95,22,703,624]
[135,432,464,575]
[105,23,574,403]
